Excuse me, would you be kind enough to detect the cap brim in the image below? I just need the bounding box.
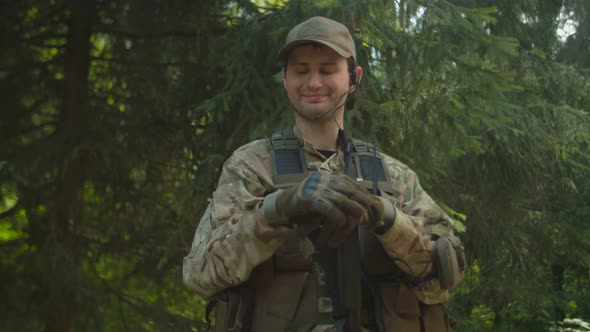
[277,38,353,62]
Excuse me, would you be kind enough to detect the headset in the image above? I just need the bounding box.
[281,61,360,120]
[350,71,359,87]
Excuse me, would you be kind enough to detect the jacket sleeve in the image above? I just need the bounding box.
[377,159,457,304]
[182,146,293,299]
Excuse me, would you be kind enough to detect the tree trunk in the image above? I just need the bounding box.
[44,1,93,332]
[399,0,405,31]
[551,263,565,321]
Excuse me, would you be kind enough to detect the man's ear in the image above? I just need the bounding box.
[354,66,363,86]
[349,66,363,92]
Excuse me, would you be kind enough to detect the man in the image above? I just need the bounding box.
[183,16,464,332]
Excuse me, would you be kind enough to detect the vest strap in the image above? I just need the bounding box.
[269,128,309,188]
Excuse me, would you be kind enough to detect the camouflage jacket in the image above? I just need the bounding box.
[183,127,456,304]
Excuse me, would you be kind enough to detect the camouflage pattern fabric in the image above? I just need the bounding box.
[183,126,456,304]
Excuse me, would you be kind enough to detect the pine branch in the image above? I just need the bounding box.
[90,56,193,67]
[1,122,57,141]
[142,157,192,171]
[88,260,208,330]
[96,27,196,38]
[0,204,20,221]
[5,97,53,126]
[81,233,151,260]
[127,187,178,216]
[94,26,229,39]
[0,60,60,73]
[15,2,67,34]
[0,238,26,248]
[19,33,68,44]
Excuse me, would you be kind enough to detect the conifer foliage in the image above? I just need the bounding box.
[1,0,589,331]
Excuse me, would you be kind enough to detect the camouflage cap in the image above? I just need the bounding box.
[278,16,356,62]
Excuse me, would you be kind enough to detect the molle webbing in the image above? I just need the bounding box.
[268,128,393,195]
[350,139,395,195]
[268,128,309,188]
[352,139,386,181]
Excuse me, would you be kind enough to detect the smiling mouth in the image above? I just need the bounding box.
[302,94,327,103]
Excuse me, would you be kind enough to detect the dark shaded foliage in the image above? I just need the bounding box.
[1,0,589,331]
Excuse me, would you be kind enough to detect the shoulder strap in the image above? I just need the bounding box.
[268,129,395,194]
[350,139,395,194]
[268,128,309,188]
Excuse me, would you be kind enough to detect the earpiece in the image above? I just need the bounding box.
[350,71,359,86]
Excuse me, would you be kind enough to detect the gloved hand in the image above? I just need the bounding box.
[324,175,396,234]
[369,196,396,234]
[263,171,365,246]
[263,171,394,246]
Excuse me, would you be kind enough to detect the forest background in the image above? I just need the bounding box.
[1,0,589,331]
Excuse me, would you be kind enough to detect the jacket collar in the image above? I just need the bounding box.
[291,125,347,170]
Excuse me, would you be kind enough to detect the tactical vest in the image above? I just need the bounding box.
[212,128,452,332]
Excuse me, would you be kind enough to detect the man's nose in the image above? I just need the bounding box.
[306,71,322,89]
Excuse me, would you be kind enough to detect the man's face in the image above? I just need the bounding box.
[283,44,352,122]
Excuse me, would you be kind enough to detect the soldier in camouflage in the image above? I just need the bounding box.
[183,16,464,332]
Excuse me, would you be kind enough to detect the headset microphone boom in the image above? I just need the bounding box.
[312,85,356,121]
